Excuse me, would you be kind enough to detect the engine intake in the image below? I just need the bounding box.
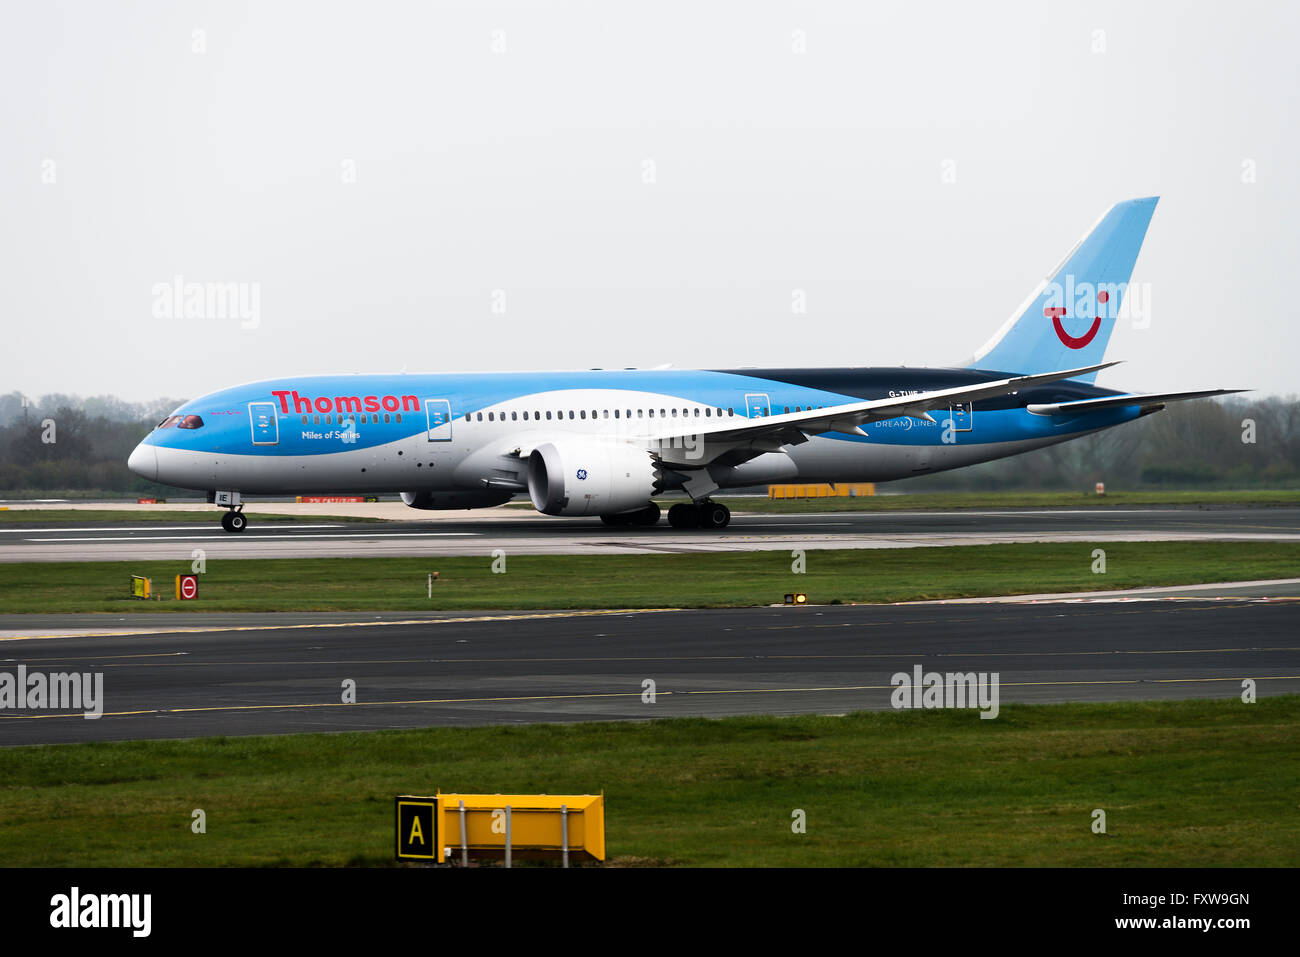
[527,441,659,516]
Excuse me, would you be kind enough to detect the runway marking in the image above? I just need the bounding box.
[0,525,345,534]
[3,675,1298,721]
[22,532,478,542]
[1,595,1286,643]
[12,645,1296,668]
[0,690,658,719]
[0,608,682,642]
[738,523,854,528]
[679,676,1300,696]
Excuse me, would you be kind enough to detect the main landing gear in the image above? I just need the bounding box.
[667,500,730,529]
[598,500,731,529]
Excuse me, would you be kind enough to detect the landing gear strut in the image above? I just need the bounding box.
[668,500,730,529]
[212,490,248,533]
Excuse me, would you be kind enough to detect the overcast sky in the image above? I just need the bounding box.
[3,0,1296,402]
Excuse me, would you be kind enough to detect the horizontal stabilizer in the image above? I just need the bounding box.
[1026,389,1247,416]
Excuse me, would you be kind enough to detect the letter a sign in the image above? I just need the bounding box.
[395,796,441,862]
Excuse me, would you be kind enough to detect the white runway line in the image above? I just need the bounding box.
[902,578,1300,604]
[0,524,345,534]
[23,532,480,542]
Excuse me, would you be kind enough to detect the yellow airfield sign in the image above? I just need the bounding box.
[394,793,606,866]
[395,796,440,862]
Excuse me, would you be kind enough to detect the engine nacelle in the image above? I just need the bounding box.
[527,441,659,516]
[401,490,516,510]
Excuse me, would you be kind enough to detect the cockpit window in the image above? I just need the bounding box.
[156,415,181,429]
[176,415,204,430]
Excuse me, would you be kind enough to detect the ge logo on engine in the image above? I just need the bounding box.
[576,469,588,480]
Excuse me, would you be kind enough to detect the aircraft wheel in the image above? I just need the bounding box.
[700,503,730,529]
[600,513,630,527]
[220,512,234,532]
[634,502,661,526]
[227,511,247,533]
[668,503,700,529]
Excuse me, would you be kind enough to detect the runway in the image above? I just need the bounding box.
[2,587,1297,745]
[3,505,1298,561]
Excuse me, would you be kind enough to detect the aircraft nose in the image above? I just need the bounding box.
[128,443,157,482]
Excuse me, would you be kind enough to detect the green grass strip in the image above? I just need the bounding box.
[0,697,1295,866]
[1,542,1298,613]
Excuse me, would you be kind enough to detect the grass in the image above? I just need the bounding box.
[716,489,1300,513]
[1,542,1298,614]
[0,697,1295,867]
[0,509,382,524]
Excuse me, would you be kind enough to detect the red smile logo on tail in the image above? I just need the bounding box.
[1045,306,1102,349]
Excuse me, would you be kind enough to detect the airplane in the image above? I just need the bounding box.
[128,196,1242,533]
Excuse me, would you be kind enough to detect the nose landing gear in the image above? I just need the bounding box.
[211,490,248,533]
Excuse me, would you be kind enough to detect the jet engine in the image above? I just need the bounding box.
[527,441,660,516]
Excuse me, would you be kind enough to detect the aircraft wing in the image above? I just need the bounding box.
[1026,388,1246,416]
[646,361,1121,451]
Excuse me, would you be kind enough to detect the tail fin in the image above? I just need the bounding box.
[968,197,1159,381]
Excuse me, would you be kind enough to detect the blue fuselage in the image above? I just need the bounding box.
[129,366,1139,502]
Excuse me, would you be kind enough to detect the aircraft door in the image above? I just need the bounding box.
[948,401,974,433]
[744,393,772,418]
[425,399,453,441]
[249,402,279,445]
